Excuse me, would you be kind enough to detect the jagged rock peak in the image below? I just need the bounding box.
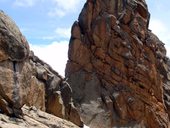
[0,10,83,127]
[66,0,170,128]
[78,0,150,35]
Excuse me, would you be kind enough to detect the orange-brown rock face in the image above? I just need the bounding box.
[66,0,170,127]
[0,11,82,127]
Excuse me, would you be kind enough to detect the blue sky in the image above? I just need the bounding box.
[0,0,86,44]
[0,0,170,76]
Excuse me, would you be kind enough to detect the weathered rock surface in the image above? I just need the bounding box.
[66,0,170,127]
[0,10,83,127]
[0,105,79,128]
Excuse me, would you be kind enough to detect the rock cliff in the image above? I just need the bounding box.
[66,0,170,127]
[0,10,82,127]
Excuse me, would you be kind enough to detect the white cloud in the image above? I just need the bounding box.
[149,19,167,35]
[14,0,36,7]
[30,41,68,77]
[48,9,66,17]
[48,0,83,17]
[42,35,57,40]
[41,27,71,41]
[149,19,170,57]
[55,27,71,39]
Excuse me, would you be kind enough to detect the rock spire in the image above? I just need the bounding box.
[66,0,170,127]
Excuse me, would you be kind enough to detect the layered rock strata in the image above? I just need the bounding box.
[66,0,170,127]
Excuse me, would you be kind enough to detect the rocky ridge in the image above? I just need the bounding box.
[66,0,170,127]
[0,10,82,127]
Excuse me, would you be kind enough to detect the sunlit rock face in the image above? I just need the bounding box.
[0,10,83,127]
[66,0,170,127]
[0,105,80,128]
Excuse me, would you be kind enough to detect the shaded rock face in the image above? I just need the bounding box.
[66,0,170,127]
[0,10,82,127]
[0,11,29,61]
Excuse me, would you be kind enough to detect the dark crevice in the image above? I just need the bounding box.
[100,93,107,106]
[12,61,20,110]
[139,84,145,89]
[115,0,127,18]
[110,95,121,121]
[13,61,17,72]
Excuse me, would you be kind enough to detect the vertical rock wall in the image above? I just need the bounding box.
[66,0,170,127]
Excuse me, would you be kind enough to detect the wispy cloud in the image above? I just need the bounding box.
[14,0,36,7]
[13,0,44,7]
[48,0,84,17]
[42,35,57,40]
[41,27,71,40]
[48,9,66,17]
[30,41,68,76]
[55,27,71,39]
